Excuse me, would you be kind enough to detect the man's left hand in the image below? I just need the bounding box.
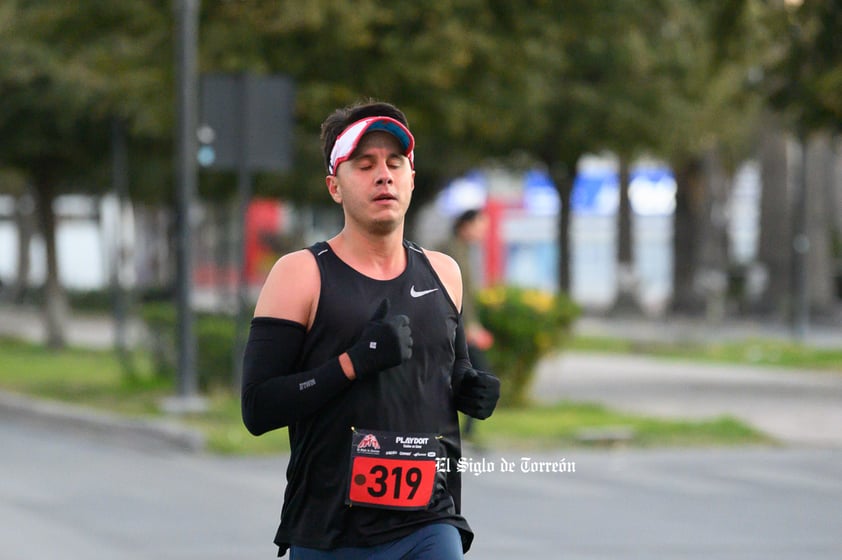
[452,368,500,420]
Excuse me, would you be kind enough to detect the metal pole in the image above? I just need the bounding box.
[174,0,199,402]
[233,74,252,392]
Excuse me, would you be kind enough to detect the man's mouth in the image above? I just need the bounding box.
[373,193,397,202]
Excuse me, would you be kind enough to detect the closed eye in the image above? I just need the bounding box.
[352,155,405,171]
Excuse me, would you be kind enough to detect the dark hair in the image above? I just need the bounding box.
[320,100,410,173]
[452,208,482,236]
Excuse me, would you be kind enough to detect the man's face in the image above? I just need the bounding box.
[327,131,415,235]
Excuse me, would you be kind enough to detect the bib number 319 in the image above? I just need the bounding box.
[347,429,439,510]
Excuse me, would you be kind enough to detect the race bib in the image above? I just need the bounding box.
[347,428,439,510]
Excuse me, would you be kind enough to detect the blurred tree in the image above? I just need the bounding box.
[804,134,837,312]
[485,0,777,314]
[593,3,675,313]
[757,114,792,314]
[468,0,633,293]
[762,0,842,317]
[0,167,30,302]
[0,0,172,347]
[647,0,767,314]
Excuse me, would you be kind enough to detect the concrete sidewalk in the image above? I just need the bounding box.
[544,309,842,448]
[533,351,842,448]
[0,303,145,350]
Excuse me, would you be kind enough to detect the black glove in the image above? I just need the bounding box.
[452,367,500,420]
[346,298,413,379]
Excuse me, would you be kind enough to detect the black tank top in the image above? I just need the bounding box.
[273,240,473,555]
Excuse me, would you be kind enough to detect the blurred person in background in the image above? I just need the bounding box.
[240,100,499,559]
[438,209,495,438]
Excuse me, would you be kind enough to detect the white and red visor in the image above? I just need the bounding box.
[328,116,415,175]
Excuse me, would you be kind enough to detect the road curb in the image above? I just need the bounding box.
[0,389,206,453]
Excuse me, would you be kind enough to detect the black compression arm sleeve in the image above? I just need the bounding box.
[451,315,473,389]
[453,314,472,373]
[241,317,352,435]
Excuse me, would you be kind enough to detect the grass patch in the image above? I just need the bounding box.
[468,401,774,450]
[181,392,291,455]
[0,337,167,416]
[0,337,773,454]
[570,335,842,373]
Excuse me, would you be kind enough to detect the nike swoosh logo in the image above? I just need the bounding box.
[410,286,439,298]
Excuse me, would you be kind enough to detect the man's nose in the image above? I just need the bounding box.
[374,161,394,185]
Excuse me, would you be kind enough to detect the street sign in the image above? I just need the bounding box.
[199,73,295,172]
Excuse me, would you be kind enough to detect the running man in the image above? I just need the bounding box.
[241,100,500,559]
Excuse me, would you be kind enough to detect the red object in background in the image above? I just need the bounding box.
[484,199,505,285]
[245,199,282,284]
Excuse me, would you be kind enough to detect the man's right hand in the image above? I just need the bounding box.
[346,298,413,379]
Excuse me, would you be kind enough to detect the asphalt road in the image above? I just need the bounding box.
[3,414,842,560]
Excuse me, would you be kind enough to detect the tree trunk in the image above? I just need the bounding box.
[11,189,35,303]
[699,148,732,320]
[833,135,842,301]
[833,135,842,246]
[805,133,835,313]
[612,156,641,314]
[33,178,67,349]
[670,157,706,314]
[756,119,791,316]
[550,160,576,294]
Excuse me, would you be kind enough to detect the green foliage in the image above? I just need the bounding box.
[0,1,172,189]
[477,286,580,406]
[139,303,237,392]
[764,0,842,132]
[2,0,832,196]
[0,337,164,415]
